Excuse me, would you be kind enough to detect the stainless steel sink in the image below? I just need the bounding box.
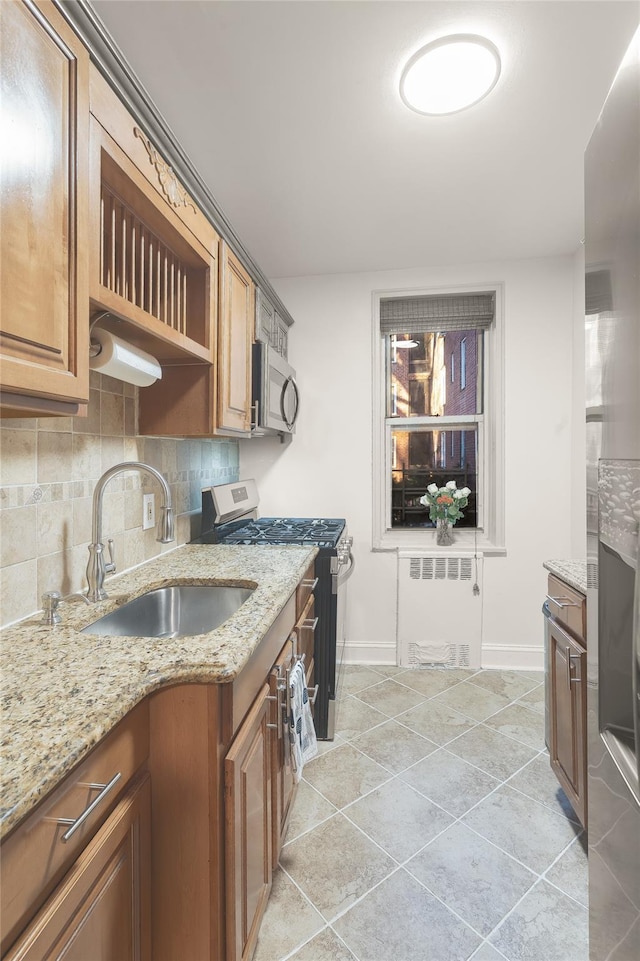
[80,584,254,639]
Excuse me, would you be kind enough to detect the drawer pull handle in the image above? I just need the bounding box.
[266,723,279,730]
[565,646,582,689]
[546,594,580,609]
[303,616,319,631]
[302,577,319,591]
[307,684,319,705]
[55,772,122,843]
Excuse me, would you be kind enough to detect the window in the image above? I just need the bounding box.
[373,287,504,550]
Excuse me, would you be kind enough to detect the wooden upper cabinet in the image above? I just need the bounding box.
[218,244,254,435]
[0,0,90,415]
[88,67,219,365]
[139,241,255,437]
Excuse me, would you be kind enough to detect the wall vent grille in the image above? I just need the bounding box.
[408,557,474,581]
[408,641,472,668]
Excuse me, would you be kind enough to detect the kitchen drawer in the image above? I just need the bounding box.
[296,562,317,620]
[1,701,149,954]
[547,574,586,645]
[296,594,317,669]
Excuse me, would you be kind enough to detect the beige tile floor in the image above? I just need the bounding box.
[254,666,588,961]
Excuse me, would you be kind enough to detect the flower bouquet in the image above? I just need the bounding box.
[419,481,470,545]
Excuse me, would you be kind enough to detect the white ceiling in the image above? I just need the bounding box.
[91,0,639,279]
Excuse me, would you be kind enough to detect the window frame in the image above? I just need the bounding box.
[372,283,505,554]
[460,337,467,390]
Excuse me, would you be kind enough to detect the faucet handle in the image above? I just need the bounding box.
[105,538,116,575]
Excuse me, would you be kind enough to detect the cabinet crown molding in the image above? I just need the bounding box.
[134,127,197,213]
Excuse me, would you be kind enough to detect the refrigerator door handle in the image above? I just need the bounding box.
[633,508,640,789]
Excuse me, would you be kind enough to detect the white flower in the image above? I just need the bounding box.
[445,481,457,490]
[427,484,438,494]
[419,494,429,506]
[460,487,471,496]
[453,490,464,499]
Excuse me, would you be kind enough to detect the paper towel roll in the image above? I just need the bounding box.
[90,329,162,387]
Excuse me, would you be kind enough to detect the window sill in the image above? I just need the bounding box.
[372,530,506,556]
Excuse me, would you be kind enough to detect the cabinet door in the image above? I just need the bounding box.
[0,0,89,411]
[270,635,297,868]
[549,619,587,827]
[218,244,254,435]
[5,774,151,961]
[225,684,272,961]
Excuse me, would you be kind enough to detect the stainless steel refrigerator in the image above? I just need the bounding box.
[585,25,640,961]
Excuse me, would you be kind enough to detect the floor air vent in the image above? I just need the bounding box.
[398,553,482,669]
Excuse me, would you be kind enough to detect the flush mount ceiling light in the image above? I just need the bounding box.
[400,34,501,116]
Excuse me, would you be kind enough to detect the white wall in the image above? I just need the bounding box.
[240,255,584,669]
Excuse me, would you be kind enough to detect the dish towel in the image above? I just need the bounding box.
[289,659,318,781]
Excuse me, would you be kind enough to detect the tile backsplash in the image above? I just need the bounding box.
[0,371,239,627]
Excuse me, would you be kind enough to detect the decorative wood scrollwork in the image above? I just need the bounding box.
[134,127,197,213]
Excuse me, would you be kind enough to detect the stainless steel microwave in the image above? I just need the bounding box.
[251,342,299,435]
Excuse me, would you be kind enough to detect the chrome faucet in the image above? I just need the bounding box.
[86,461,175,602]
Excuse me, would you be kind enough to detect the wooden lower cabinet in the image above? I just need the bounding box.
[548,618,587,826]
[3,580,311,961]
[5,774,151,961]
[148,593,299,961]
[269,635,297,869]
[225,685,273,961]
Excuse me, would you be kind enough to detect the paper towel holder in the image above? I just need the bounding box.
[89,311,162,387]
[89,311,111,358]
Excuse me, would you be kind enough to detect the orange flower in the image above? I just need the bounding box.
[436,494,454,505]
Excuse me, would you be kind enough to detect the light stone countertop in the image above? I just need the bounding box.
[543,559,588,595]
[0,543,316,840]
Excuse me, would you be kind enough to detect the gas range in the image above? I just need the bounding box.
[219,517,345,550]
[192,479,348,553]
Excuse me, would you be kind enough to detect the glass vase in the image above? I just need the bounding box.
[436,517,454,546]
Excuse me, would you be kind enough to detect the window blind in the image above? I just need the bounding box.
[380,292,495,334]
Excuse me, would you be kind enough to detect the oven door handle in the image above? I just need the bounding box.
[339,551,355,581]
[332,551,354,593]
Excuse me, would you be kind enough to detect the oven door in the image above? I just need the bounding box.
[252,343,299,434]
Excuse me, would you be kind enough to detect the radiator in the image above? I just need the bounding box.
[397,553,483,669]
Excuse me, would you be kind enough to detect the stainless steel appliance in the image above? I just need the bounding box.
[585,26,640,961]
[192,479,353,739]
[251,342,299,435]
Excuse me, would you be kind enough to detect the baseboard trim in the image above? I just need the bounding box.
[342,640,545,671]
[342,640,397,665]
[481,643,544,671]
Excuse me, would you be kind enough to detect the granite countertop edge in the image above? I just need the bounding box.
[543,559,588,595]
[0,543,317,840]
